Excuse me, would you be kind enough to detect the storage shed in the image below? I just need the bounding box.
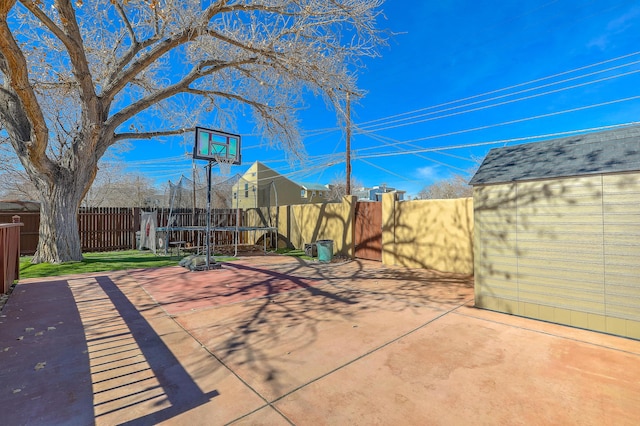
[470,126,640,339]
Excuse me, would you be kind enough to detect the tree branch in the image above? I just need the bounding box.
[105,1,161,91]
[19,0,102,153]
[114,0,137,44]
[104,57,256,135]
[19,0,70,45]
[114,127,194,142]
[53,0,101,121]
[101,0,291,105]
[0,5,51,172]
[101,29,194,104]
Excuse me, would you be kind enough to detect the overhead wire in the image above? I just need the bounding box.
[358,61,640,133]
[276,121,640,187]
[355,121,640,160]
[252,52,640,181]
[355,96,640,154]
[124,116,638,188]
[358,129,470,174]
[354,50,640,129]
[358,158,424,183]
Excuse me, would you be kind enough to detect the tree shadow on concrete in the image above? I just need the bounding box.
[90,277,219,425]
[0,280,94,425]
[177,257,473,401]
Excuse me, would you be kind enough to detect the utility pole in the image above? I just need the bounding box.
[345,91,352,195]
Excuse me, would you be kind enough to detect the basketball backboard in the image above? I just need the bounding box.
[193,127,241,164]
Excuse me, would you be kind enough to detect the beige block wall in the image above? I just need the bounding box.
[246,194,474,274]
[245,196,356,257]
[381,193,474,275]
[474,172,640,340]
[287,196,355,257]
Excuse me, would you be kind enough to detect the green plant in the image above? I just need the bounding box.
[19,250,185,279]
[274,248,313,260]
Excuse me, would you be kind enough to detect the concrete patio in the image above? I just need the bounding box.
[1,255,639,425]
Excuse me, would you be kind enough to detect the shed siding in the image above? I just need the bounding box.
[515,177,605,316]
[474,173,640,339]
[474,183,519,313]
[603,174,640,324]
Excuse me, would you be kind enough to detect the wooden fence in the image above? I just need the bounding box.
[0,207,245,255]
[1,217,22,293]
[79,207,138,252]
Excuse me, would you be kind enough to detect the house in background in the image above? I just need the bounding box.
[354,184,406,201]
[299,182,331,203]
[470,125,640,340]
[233,161,330,208]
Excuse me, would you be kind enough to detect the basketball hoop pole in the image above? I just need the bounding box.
[206,159,213,269]
[192,126,241,270]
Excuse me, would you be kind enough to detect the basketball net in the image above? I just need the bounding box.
[215,155,233,176]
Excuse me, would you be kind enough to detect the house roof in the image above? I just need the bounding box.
[300,183,328,191]
[469,126,640,185]
[0,200,41,212]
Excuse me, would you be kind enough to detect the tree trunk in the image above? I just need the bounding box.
[32,183,84,263]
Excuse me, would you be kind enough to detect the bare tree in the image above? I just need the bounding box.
[0,168,39,200]
[0,135,153,207]
[418,174,473,200]
[0,135,16,174]
[0,0,386,262]
[327,174,363,201]
[84,172,160,208]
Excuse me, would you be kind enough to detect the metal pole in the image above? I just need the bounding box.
[346,91,352,195]
[206,160,212,269]
[192,163,197,247]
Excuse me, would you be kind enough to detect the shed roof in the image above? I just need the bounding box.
[469,126,640,185]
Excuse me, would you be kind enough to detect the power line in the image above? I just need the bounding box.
[354,50,640,128]
[263,120,640,183]
[356,121,640,160]
[243,53,640,159]
[358,158,424,183]
[360,129,470,174]
[358,60,640,133]
[355,95,640,155]
[107,48,640,190]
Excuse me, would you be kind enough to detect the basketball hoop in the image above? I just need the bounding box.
[193,126,240,175]
[215,155,234,176]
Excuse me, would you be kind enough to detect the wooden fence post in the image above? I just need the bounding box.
[1,219,23,293]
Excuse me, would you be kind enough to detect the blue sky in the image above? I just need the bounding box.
[123,0,640,198]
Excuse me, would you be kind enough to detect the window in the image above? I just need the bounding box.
[301,189,306,198]
[245,183,249,198]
